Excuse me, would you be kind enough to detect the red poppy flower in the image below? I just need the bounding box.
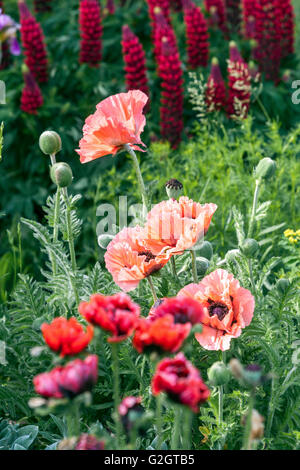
[133,315,191,354]
[151,297,204,325]
[41,317,94,357]
[33,355,98,399]
[119,396,143,416]
[152,352,210,412]
[75,434,105,450]
[78,292,140,342]
[178,269,255,351]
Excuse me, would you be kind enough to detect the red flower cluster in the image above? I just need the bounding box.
[146,0,170,21]
[157,37,184,148]
[133,314,191,354]
[153,6,177,62]
[152,353,210,412]
[242,0,256,39]
[18,0,49,83]
[79,293,140,342]
[206,57,227,112]
[183,0,209,69]
[227,42,251,119]
[277,0,295,58]
[33,355,98,398]
[122,25,149,98]
[252,0,282,83]
[33,0,52,13]
[224,0,241,34]
[75,434,105,450]
[41,317,94,357]
[20,68,43,114]
[204,0,227,35]
[119,396,143,417]
[151,297,204,325]
[104,0,115,15]
[79,0,102,67]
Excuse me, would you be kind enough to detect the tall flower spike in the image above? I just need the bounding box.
[18,0,49,83]
[20,65,43,114]
[122,25,149,98]
[242,0,256,39]
[224,0,242,34]
[252,0,282,83]
[157,37,184,149]
[183,0,209,69]
[227,41,251,119]
[204,0,228,35]
[79,0,102,67]
[34,0,53,13]
[104,0,115,15]
[278,0,295,58]
[206,57,227,112]
[153,6,177,62]
[146,0,170,22]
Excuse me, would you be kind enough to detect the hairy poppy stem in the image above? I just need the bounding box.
[124,144,149,218]
[171,405,182,449]
[66,401,80,438]
[190,250,198,283]
[155,394,164,449]
[242,390,255,450]
[111,342,122,449]
[183,408,192,450]
[62,188,79,305]
[248,179,261,238]
[147,276,158,303]
[52,186,61,275]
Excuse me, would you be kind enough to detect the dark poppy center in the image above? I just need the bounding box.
[173,311,188,324]
[208,300,229,321]
[138,250,156,262]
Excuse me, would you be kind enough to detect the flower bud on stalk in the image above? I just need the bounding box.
[276,278,290,294]
[197,240,213,260]
[208,361,231,386]
[196,256,209,277]
[240,238,259,258]
[50,162,73,188]
[255,158,276,180]
[39,130,62,157]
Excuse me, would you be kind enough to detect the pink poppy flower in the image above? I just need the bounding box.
[178,269,255,351]
[76,90,148,163]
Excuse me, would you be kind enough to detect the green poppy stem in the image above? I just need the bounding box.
[147,276,158,303]
[242,390,255,450]
[190,250,198,283]
[124,144,149,218]
[111,342,122,449]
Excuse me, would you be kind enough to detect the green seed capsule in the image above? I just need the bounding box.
[255,158,276,180]
[39,131,62,156]
[50,162,73,188]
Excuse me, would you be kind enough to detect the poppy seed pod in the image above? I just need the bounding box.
[165,179,183,199]
[255,158,276,180]
[50,162,73,188]
[240,238,259,258]
[39,131,62,156]
[197,240,213,260]
[207,361,231,386]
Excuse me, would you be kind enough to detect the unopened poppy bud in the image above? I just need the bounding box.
[165,179,183,200]
[240,238,259,258]
[39,131,62,156]
[98,233,114,250]
[198,241,213,260]
[276,278,290,294]
[207,361,231,386]
[229,358,243,380]
[50,162,73,188]
[196,256,209,277]
[225,249,240,263]
[255,158,276,180]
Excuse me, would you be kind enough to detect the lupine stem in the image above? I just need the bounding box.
[242,390,255,450]
[190,250,198,283]
[147,276,158,303]
[124,144,149,218]
[248,179,261,238]
[111,343,122,449]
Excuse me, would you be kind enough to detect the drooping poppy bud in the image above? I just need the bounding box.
[39,130,62,156]
[240,238,259,258]
[208,361,231,386]
[255,157,276,180]
[50,162,73,188]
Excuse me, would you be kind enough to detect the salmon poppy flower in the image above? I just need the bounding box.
[41,317,94,357]
[178,269,255,351]
[76,90,148,163]
[33,355,98,399]
[78,292,140,342]
[104,226,172,292]
[151,297,204,325]
[132,315,191,354]
[152,352,210,412]
[143,197,217,256]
